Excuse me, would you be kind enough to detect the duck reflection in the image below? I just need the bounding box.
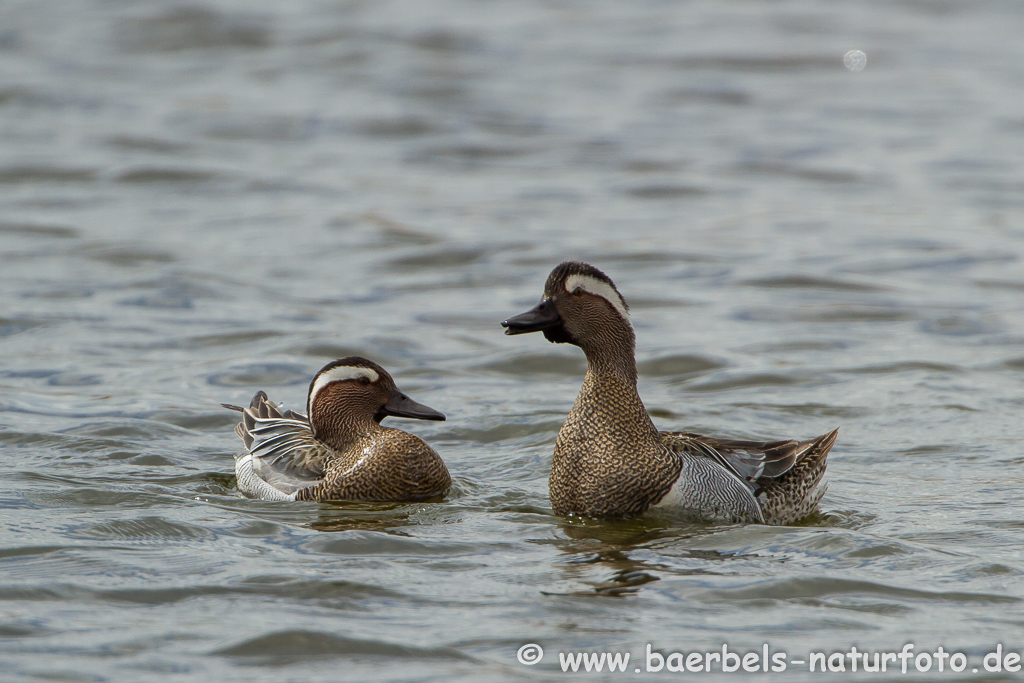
[307,497,451,534]
[549,513,742,597]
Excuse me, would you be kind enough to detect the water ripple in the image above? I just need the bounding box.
[2,0,1024,678]
[212,630,476,664]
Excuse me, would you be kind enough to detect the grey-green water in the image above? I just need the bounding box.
[2,1,1024,681]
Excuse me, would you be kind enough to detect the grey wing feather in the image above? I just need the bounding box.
[660,429,837,525]
[227,392,326,499]
[661,432,810,485]
[672,453,765,523]
[661,432,760,483]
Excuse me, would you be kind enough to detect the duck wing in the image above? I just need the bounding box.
[224,391,328,498]
[660,431,812,484]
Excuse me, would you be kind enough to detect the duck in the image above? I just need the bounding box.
[223,357,450,502]
[501,261,837,524]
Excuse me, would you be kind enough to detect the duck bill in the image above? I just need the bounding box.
[376,389,446,422]
[501,298,561,335]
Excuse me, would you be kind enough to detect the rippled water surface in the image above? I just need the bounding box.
[3,1,1024,681]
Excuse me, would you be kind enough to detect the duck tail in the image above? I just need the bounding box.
[759,428,838,525]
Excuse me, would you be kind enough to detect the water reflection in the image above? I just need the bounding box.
[306,500,450,535]
[549,516,734,597]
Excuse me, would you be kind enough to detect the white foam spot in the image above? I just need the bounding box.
[309,365,379,406]
[565,274,630,321]
[843,49,866,72]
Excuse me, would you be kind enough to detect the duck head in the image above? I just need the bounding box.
[502,261,634,353]
[306,357,445,446]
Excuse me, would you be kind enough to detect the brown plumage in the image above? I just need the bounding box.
[224,357,451,503]
[503,261,837,524]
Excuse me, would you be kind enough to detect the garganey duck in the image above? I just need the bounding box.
[502,261,837,524]
[223,357,450,502]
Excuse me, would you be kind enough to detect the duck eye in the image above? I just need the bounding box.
[357,376,370,385]
[572,287,584,296]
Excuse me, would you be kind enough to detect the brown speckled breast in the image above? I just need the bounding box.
[549,371,681,516]
[296,427,451,502]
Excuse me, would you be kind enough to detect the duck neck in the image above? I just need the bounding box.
[315,419,380,451]
[310,398,382,450]
[574,322,661,450]
[579,324,638,385]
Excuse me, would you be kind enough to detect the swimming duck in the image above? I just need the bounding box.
[502,261,837,524]
[223,357,450,502]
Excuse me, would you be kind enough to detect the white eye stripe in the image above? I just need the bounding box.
[309,366,379,405]
[565,274,630,321]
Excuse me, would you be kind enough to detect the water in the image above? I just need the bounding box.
[2,0,1024,680]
